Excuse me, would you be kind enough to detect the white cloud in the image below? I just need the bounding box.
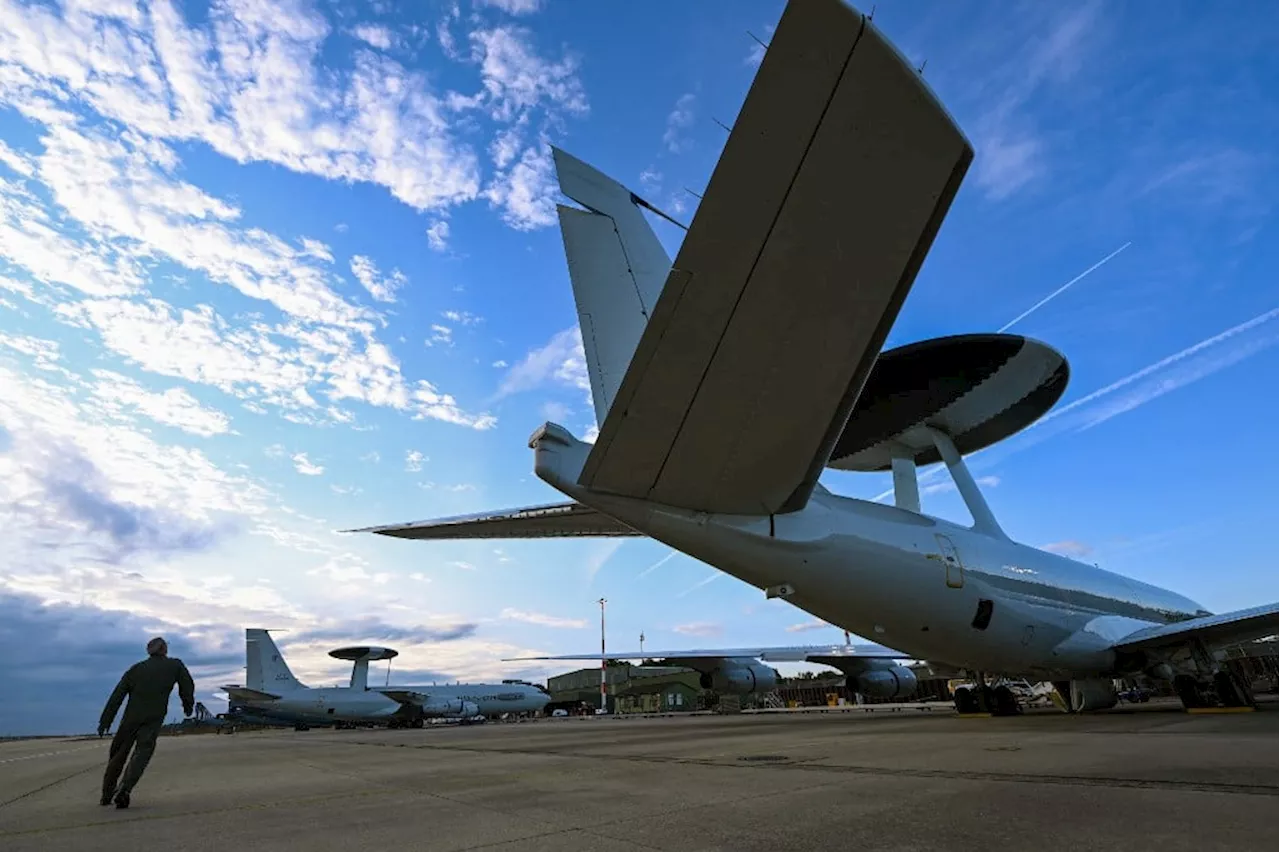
[351,24,396,50]
[491,359,508,368]
[0,0,483,213]
[496,326,587,398]
[349,255,406,303]
[475,0,545,15]
[405,450,426,472]
[426,324,453,347]
[88,369,232,437]
[1043,540,1094,558]
[426,218,450,251]
[638,166,662,194]
[785,619,831,633]
[0,331,64,373]
[744,25,775,66]
[500,608,586,628]
[972,130,1044,201]
[663,93,696,153]
[442,310,482,325]
[483,141,559,230]
[672,621,722,638]
[291,452,324,476]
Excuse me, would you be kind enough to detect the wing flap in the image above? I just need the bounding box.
[579,0,972,515]
[379,690,426,706]
[1114,604,1278,653]
[345,502,645,540]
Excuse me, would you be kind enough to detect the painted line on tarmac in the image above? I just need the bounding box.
[0,744,100,766]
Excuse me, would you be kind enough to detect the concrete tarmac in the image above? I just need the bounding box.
[1,701,1276,851]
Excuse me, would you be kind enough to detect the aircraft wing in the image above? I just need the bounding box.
[505,642,909,665]
[219,685,281,702]
[343,502,644,540]
[378,690,428,707]
[576,0,973,516]
[1112,603,1279,654]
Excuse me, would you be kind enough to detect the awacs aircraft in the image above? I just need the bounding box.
[349,0,1278,716]
[220,629,549,729]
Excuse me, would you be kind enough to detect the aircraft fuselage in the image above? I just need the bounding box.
[567,482,1207,681]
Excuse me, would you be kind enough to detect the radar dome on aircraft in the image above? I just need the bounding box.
[329,646,400,662]
[828,333,1069,471]
[330,646,400,690]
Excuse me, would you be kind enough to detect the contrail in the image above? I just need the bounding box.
[998,241,1131,333]
[676,571,723,598]
[636,550,677,580]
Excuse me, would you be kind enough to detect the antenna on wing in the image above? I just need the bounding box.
[711,116,733,134]
[747,30,770,51]
[684,187,704,200]
[630,192,688,231]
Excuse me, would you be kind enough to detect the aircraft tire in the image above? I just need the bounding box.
[953,687,980,714]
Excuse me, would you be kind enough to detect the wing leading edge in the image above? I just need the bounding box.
[1113,603,1279,654]
[505,643,909,665]
[343,502,645,540]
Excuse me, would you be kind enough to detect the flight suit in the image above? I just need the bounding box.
[99,655,195,799]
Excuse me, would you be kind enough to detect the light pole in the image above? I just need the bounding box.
[639,631,645,656]
[597,598,608,713]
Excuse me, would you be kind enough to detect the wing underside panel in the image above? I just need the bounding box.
[578,0,973,516]
[1114,604,1279,654]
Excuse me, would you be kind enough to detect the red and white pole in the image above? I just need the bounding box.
[598,597,608,712]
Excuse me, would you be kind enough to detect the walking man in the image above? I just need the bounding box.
[98,636,196,809]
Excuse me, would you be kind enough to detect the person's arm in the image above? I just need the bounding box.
[176,659,196,716]
[98,669,132,734]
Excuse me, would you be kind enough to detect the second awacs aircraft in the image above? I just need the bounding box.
[349,0,1277,716]
[221,629,549,728]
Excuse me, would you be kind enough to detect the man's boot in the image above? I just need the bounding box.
[113,789,131,809]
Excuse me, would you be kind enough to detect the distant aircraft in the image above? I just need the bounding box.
[220,629,549,729]
[349,0,1277,716]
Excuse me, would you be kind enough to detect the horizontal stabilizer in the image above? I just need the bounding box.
[345,502,645,540]
[220,685,281,702]
[577,0,973,515]
[1113,603,1279,654]
[505,642,908,664]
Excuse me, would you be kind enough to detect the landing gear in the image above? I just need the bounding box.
[952,674,1022,716]
[1172,639,1258,711]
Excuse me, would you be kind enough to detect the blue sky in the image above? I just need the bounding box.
[0,0,1275,735]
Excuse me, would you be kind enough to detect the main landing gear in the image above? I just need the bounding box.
[1171,639,1258,711]
[1173,671,1257,711]
[952,673,1021,717]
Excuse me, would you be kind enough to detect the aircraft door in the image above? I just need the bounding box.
[935,534,964,588]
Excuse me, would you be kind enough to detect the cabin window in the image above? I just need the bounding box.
[971,599,994,631]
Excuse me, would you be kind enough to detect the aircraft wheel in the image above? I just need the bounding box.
[1173,674,1203,709]
[953,687,980,714]
[991,685,1021,716]
[1214,671,1256,708]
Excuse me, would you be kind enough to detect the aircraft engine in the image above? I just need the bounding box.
[421,699,480,718]
[699,661,778,695]
[853,664,918,700]
[1061,678,1118,712]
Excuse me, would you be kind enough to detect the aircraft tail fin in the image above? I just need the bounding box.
[246,628,304,692]
[552,147,673,425]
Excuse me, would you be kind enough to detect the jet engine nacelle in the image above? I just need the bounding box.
[699,661,778,695]
[853,664,918,700]
[421,699,480,718]
[1061,678,1118,713]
